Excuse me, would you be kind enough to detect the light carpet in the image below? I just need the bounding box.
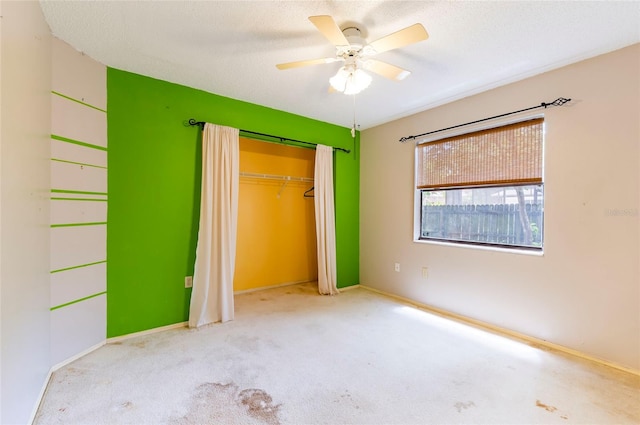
[35,282,640,424]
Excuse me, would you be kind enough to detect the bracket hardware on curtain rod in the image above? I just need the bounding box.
[398,97,571,143]
[187,119,351,153]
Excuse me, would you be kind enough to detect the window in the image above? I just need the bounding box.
[416,118,544,250]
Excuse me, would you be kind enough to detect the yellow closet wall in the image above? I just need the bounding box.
[234,138,317,291]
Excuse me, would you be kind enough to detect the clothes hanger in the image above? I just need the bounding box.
[304,186,314,198]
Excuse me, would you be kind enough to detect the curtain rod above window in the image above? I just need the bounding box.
[186,119,350,154]
[398,97,571,143]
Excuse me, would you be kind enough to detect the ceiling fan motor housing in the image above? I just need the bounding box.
[339,27,366,56]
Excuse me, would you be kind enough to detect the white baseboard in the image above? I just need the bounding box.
[338,283,360,292]
[359,285,639,377]
[233,279,315,295]
[107,321,188,344]
[51,341,106,372]
[29,368,53,425]
[234,281,360,295]
[30,340,106,425]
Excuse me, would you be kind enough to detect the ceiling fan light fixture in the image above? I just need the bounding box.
[396,70,411,80]
[330,67,372,95]
[329,67,349,91]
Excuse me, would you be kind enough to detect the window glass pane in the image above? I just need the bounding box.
[420,185,543,249]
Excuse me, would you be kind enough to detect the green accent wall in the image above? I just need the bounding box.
[107,68,359,337]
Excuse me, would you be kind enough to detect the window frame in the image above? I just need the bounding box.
[413,113,546,253]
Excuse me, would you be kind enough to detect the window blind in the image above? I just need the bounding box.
[416,118,543,190]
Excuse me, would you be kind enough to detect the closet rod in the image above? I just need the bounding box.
[187,119,351,154]
[398,97,571,143]
[240,172,313,183]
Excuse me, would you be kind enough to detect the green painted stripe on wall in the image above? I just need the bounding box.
[51,158,108,169]
[51,222,107,228]
[51,197,108,202]
[50,291,107,311]
[52,189,108,195]
[51,134,107,151]
[51,260,107,274]
[52,90,107,113]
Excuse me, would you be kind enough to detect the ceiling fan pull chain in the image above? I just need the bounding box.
[351,93,357,139]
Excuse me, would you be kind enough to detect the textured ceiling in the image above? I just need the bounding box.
[40,1,640,130]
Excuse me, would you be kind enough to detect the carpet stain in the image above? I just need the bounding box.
[238,388,281,424]
[454,401,476,413]
[58,367,86,381]
[333,390,360,410]
[536,400,558,412]
[110,401,134,412]
[171,382,281,425]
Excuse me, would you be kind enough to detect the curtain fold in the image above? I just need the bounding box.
[189,123,239,327]
[314,144,339,295]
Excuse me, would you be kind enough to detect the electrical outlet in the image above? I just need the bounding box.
[422,267,428,279]
[394,263,400,272]
[185,276,193,288]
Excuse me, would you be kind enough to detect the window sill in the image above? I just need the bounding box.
[413,238,544,256]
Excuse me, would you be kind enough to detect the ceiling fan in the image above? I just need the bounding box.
[276,15,429,95]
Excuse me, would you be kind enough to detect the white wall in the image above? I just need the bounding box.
[360,44,639,371]
[0,2,52,423]
[50,38,107,366]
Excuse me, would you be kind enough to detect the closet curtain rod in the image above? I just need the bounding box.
[187,119,351,154]
[398,97,571,143]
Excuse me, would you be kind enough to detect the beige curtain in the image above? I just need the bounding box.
[189,123,239,327]
[314,144,339,295]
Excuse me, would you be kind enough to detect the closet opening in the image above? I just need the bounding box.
[234,137,317,292]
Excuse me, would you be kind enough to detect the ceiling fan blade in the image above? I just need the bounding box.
[363,59,411,81]
[367,23,428,55]
[309,15,349,47]
[276,57,340,70]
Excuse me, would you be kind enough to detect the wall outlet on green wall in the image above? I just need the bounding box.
[185,276,193,288]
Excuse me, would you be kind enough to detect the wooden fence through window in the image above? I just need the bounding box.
[421,203,543,247]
